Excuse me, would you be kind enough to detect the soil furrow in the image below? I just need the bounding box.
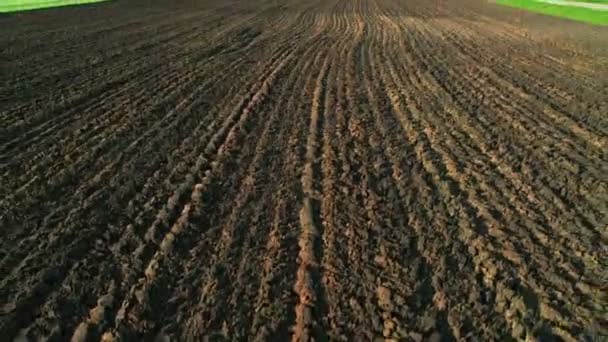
[2,0,606,340]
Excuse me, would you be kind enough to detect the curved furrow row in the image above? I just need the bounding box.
[1,0,606,340]
[393,18,606,253]
[246,13,337,338]
[0,12,258,143]
[0,33,265,277]
[293,48,330,342]
[2,55,203,195]
[394,47,602,323]
[316,41,342,340]
[2,0,261,65]
[0,66,214,283]
[0,9,249,129]
[380,56,540,340]
[450,68,608,224]
[319,39,359,340]
[462,67,607,166]
[0,22,264,209]
[7,41,284,341]
[448,17,605,94]
[434,19,608,137]
[0,9,274,227]
[365,3,428,325]
[1,9,217,67]
[225,25,337,341]
[417,109,603,329]
[369,8,457,338]
[0,20,305,339]
[0,12,213,123]
[350,34,451,341]
[384,6,604,247]
[62,41,301,341]
[378,16,599,339]
[94,34,306,341]
[323,6,405,340]
[433,20,608,155]
[367,10,509,340]
[0,70,231,338]
[92,28,299,238]
[220,61,313,342]
[370,13,543,340]
[1,11,214,90]
[364,65,498,340]
[382,16,604,278]
[314,3,376,339]
[0,3,174,54]
[141,32,329,342]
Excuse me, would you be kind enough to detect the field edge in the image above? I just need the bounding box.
[0,0,110,13]
[494,0,608,25]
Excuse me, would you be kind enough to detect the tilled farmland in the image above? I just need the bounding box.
[1,0,607,341]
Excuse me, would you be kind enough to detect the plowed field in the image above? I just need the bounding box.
[1,0,607,341]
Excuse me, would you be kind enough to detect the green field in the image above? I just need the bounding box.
[569,0,608,3]
[496,0,608,25]
[0,0,109,13]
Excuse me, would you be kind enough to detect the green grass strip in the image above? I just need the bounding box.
[495,0,608,25]
[567,0,608,4]
[0,0,109,13]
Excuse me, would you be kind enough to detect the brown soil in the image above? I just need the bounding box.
[1,0,607,341]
